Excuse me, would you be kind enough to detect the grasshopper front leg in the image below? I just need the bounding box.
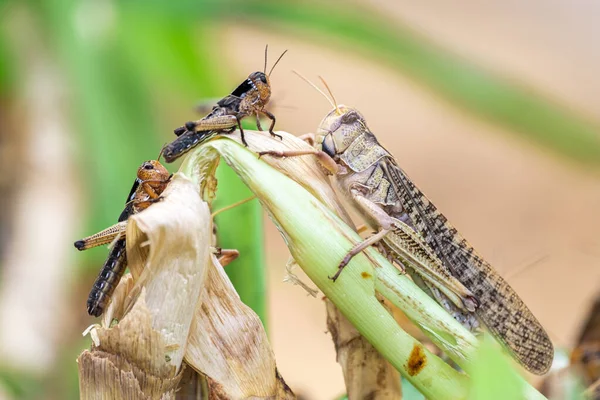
[260,109,282,140]
[255,112,263,131]
[258,147,339,175]
[234,116,249,147]
[139,180,162,200]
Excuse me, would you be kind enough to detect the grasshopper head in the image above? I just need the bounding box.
[317,106,367,157]
[247,71,271,104]
[137,160,171,188]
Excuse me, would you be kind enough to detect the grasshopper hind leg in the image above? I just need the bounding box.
[255,112,263,131]
[331,228,391,282]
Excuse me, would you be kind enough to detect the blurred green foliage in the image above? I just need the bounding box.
[0,368,44,400]
[236,0,600,165]
[0,0,597,398]
[214,163,267,327]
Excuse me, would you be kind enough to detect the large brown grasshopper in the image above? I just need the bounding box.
[259,77,554,375]
[162,46,287,163]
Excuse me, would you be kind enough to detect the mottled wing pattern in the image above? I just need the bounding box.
[382,159,554,375]
[381,221,478,312]
[358,156,481,330]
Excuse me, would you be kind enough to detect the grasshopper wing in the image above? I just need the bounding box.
[382,159,554,375]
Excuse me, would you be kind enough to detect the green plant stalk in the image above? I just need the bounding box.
[180,136,549,400]
[182,140,468,399]
[234,1,600,166]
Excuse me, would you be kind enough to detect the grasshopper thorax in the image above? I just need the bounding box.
[236,71,271,115]
[317,105,368,157]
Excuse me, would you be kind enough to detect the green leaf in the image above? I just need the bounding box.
[469,336,524,400]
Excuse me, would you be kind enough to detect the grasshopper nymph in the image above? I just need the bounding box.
[259,75,554,375]
[74,159,171,317]
[162,46,287,163]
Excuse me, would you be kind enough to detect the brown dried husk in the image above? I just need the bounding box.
[184,254,294,399]
[79,175,209,399]
[79,172,293,399]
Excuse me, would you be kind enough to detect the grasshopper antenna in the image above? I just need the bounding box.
[157,143,168,161]
[264,44,268,74]
[268,49,288,77]
[318,76,341,115]
[292,70,336,110]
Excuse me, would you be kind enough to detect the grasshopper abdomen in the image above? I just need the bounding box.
[86,238,127,317]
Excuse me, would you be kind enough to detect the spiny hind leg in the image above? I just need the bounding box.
[74,221,127,251]
[185,115,238,132]
[330,228,391,282]
[330,190,397,281]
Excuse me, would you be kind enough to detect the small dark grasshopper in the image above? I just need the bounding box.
[162,46,287,163]
[75,160,171,317]
[259,75,554,375]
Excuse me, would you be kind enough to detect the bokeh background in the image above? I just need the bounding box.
[0,0,599,399]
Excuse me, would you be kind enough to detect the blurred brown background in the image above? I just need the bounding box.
[0,1,599,399]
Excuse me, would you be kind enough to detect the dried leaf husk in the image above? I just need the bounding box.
[79,174,210,399]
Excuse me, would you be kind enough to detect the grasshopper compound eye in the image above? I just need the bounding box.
[143,163,154,170]
[249,71,268,84]
[322,134,336,158]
